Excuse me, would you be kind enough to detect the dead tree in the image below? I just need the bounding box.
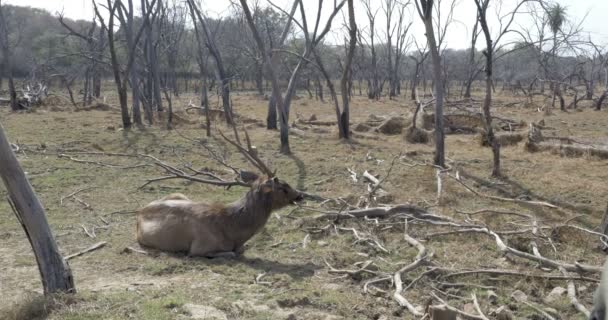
[115,0,160,125]
[188,0,211,136]
[462,17,481,98]
[315,0,357,139]
[141,0,163,115]
[409,40,429,100]
[0,1,17,111]
[240,0,291,153]
[361,0,381,100]
[0,122,75,294]
[262,1,298,130]
[93,0,132,128]
[240,0,346,154]
[187,0,235,125]
[474,0,527,177]
[58,14,106,106]
[415,0,446,167]
[383,0,412,99]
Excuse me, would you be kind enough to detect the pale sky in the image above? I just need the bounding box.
[5,0,608,50]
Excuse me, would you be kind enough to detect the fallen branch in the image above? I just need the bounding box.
[441,268,598,282]
[64,241,107,261]
[559,267,591,318]
[448,172,565,212]
[392,233,428,316]
[472,294,489,320]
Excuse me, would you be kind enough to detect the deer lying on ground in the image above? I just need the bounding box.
[590,260,608,320]
[136,130,303,258]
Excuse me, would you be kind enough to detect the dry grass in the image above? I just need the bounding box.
[0,88,607,320]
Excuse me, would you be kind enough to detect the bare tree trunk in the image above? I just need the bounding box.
[255,61,264,96]
[339,0,357,139]
[417,0,445,167]
[187,0,234,125]
[267,96,277,129]
[239,0,292,154]
[0,121,75,295]
[94,0,131,128]
[202,76,210,137]
[597,90,607,111]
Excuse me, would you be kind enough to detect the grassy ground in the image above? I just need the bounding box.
[0,88,607,320]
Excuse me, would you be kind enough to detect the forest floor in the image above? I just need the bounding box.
[0,88,607,320]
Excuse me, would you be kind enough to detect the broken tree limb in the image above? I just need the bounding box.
[313,204,445,221]
[448,172,565,212]
[559,267,591,318]
[446,227,602,274]
[393,233,427,316]
[440,268,598,282]
[64,241,107,261]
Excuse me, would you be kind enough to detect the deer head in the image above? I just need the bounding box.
[220,128,303,208]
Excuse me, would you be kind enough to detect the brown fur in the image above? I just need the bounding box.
[136,177,302,257]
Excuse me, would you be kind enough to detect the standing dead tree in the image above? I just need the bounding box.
[314,0,357,139]
[0,122,75,294]
[116,0,147,125]
[250,1,297,130]
[187,0,235,125]
[0,1,18,111]
[93,0,156,127]
[409,40,429,100]
[239,0,292,153]
[415,0,451,167]
[93,0,132,128]
[140,0,164,117]
[462,16,481,98]
[187,2,211,136]
[58,14,106,106]
[360,0,381,100]
[474,0,528,177]
[383,0,412,99]
[239,0,345,154]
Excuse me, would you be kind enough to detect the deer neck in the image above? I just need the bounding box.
[228,187,273,232]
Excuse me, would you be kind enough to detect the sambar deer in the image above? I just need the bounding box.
[136,130,303,258]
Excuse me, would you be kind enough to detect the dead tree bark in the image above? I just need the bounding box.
[0,121,75,294]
